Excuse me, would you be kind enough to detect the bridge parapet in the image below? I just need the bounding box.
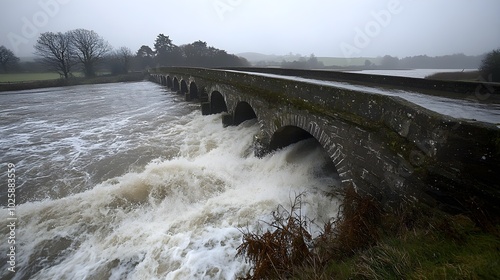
[150,68,500,214]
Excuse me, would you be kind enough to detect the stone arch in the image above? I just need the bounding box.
[166,76,173,88]
[270,125,340,180]
[161,75,166,86]
[268,116,350,184]
[189,82,198,99]
[180,80,188,94]
[233,101,257,125]
[270,126,313,151]
[210,91,228,114]
[173,77,180,92]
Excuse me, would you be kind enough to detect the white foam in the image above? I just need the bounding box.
[0,111,340,279]
[0,82,340,279]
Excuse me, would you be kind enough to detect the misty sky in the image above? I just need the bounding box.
[1,0,499,59]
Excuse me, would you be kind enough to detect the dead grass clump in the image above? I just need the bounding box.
[237,185,500,279]
[237,193,313,279]
[329,185,381,257]
[237,186,382,279]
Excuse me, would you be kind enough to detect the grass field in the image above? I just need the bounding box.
[0,72,61,83]
[0,72,146,92]
[0,72,99,83]
[425,70,481,81]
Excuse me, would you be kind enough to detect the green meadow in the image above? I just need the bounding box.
[0,72,146,92]
[0,72,91,83]
[0,72,62,83]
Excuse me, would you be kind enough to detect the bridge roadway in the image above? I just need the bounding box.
[224,70,500,124]
[149,67,500,215]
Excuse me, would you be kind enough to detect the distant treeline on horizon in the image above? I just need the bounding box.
[0,30,495,75]
[0,32,251,76]
[250,53,487,70]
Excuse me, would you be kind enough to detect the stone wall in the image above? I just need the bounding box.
[149,68,500,214]
[223,67,500,100]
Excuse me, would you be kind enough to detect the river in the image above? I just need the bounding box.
[344,68,478,79]
[0,81,340,279]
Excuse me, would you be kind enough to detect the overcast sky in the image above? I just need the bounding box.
[1,0,499,58]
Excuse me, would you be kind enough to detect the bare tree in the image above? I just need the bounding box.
[34,32,74,79]
[70,29,111,77]
[116,47,132,73]
[109,47,133,74]
[0,45,20,73]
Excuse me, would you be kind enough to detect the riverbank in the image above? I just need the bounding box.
[425,70,482,81]
[0,72,148,92]
[238,187,500,279]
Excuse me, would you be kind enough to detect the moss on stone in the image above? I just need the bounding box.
[154,68,500,218]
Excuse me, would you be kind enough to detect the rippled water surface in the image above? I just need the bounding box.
[0,81,340,279]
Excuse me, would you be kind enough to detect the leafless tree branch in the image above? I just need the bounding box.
[69,29,111,77]
[34,32,74,79]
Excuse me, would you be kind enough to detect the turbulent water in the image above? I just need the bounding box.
[0,81,340,279]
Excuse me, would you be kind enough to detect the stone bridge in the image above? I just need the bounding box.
[149,67,500,214]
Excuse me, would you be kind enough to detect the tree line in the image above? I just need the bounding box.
[377,53,485,69]
[0,30,498,82]
[136,34,249,69]
[0,46,20,73]
[0,30,249,78]
[372,52,499,82]
[280,54,325,69]
[275,51,500,82]
[33,29,113,78]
